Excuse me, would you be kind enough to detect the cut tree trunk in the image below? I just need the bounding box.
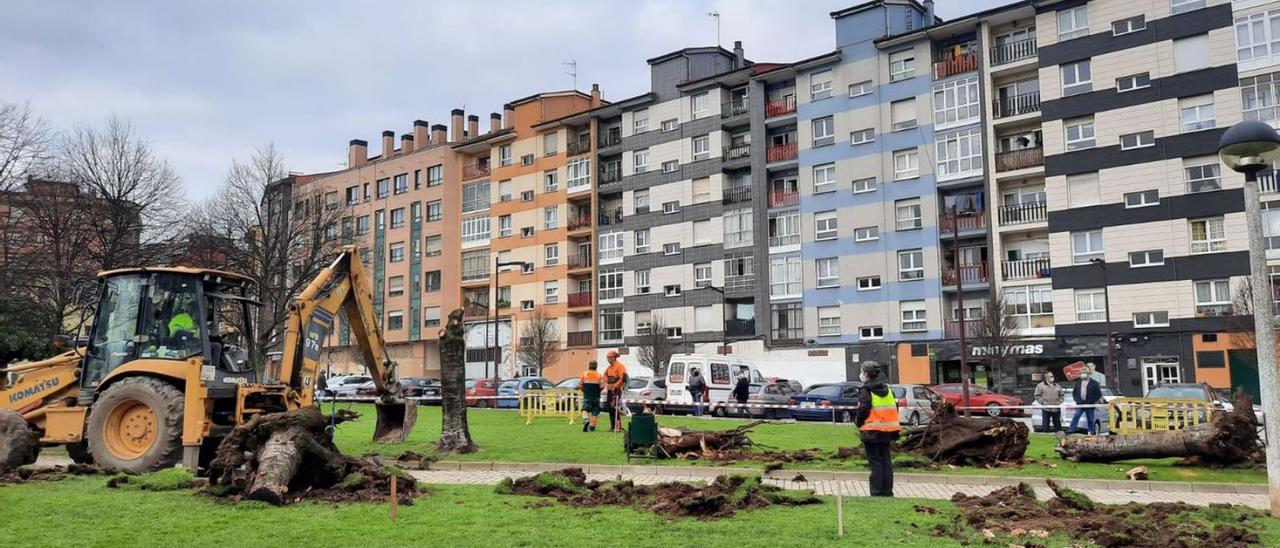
[657,421,761,458]
[436,308,477,454]
[898,404,1029,465]
[208,407,349,505]
[1055,392,1260,465]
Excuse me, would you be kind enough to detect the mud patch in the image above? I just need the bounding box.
[0,463,106,484]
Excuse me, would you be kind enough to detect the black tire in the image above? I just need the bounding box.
[87,377,184,473]
[839,410,853,423]
[986,403,1001,417]
[0,408,39,469]
[476,399,489,409]
[66,440,94,465]
[909,412,921,427]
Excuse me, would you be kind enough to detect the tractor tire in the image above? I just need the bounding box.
[86,377,184,473]
[0,408,39,469]
[66,440,94,465]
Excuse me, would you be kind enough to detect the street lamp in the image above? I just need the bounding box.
[491,259,529,385]
[1218,120,1280,517]
[1088,257,1114,390]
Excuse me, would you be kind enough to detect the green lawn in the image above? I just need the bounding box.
[331,404,1267,484]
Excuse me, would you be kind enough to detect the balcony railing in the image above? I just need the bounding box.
[568,134,592,156]
[768,189,799,208]
[463,302,489,319]
[998,202,1047,225]
[723,186,751,204]
[944,318,983,338]
[1196,304,1235,317]
[462,162,490,180]
[994,91,1040,118]
[769,233,800,248]
[940,212,987,233]
[995,147,1043,172]
[568,253,593,270]
[765,97,797,117]
[568,214,593,231]
[767,143,798,163]
[461,268,490,281]
[990,37,1037,66]
[722,98,749,118]
[933,53,978,79]
[599,163,622,185]
[725,274,755,293]
[597,208,623,226]
[726,319,755,337]
[1002,258,1051,281]
[599,288,623,302]
[568,291,593,308]
[724,143,751,161]
[597,129,621,148]
[943,262,989,285]
[567,331,594,347]
[772,327,804,343]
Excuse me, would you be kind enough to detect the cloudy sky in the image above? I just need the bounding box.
[1,0,1005,200]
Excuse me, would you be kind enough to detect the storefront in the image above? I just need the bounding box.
[924,337,1107,399]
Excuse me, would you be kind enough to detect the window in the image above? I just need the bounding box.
[599,308,623,342]
[1189,217,1226,253]
[1174,34,1210,73]
[812,163,836,193]
[521,190,534,202]
[663,242,681,255]
[850,129,874,145]
[544,243,559,266]
[1075,289,1106,322]
[424,307,441,327]
[1064,117,1095,150]
[695,263,712,288]
[691,92,709,118]
[852,177,877,194]
[663,201,680,214]
[661,119,678,132]
[935,128,983,180]
[933,76,980,128]
[388,276,404,297]
[1116,73,1150,92]
[898,249,924,280]
[724,208,753,248]
[860,326,884,340]
[519,300,534,311]
[520,226,535,238]
[1061,60,1092,95]
[665,326,683,339]
[692,220,712,245]
[769,256,802,297]
[1120,130,1154,150]
[521,262,534,274]
[815,258,839,288]
[1112,15,1145,36]
[1066,172,1100,207]
[543,171,558,193]
[376,178,389,199]
[1184,159,1221,193]
[356,215,370,234]
[543,206,558,229]
[543,132,558,155]
[425,270,441,292]
[393,173,408,195]
[1005,284,1054,330]
[895,199,922,230]
[692,135,710,161]
[814,210,838,240]
[1057,5,1089,41]
[632,109,649,133]
[427,165,442,187]
[662,160,679,173]
[854,226,879,242]
[1071,230,1104,263]
[1171,0,1204,14]
[893,149,919,180]
[1242,73,1280,125]
[461,217,490,246]
[411,202,422,223]
[425,235,442,257]
[1179,95,1215,132]
[461,250,489,280]
[375,210,385,230]
[498,144,512,167]
[387,310,403,331]
[856,275,881,291]
[390,208,405,228]
[812,116,834,147]
[849,80,873,97]
[544,281,559,304]
[634,229,651,253]
[633,189,650,213]
[345,186,359,205]
[692,177,711,203]
[389,242,405,262]
[817,306,841,336]
[633,149,649,172]
[768,210,800,247]
[462,181,490,213]
[362,183,370,202]
[1195,279,1232,316]
[900,301,927,332]
[1133,311,1170,328]
[664,284,682,297]
[1129,249,1164,267]
[635,270,651,294]
[599,231,624,263]
[598,268,624,302]
[498,215,512,237]
[889,98,917,131]
[566,158,591,191]
[810,69,833,100]
[1124,190,1159,208]
[889,50,915,82]
[497,180,512,202]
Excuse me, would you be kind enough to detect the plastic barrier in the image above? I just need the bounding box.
[1108,397,1214,434]
[517,389,582,425]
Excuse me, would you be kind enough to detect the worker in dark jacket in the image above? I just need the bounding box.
[854,361,900,497]
[732,371,751,417]
[1067,363,1103,435]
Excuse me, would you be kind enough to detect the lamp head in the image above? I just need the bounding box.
[1218,120,1280,173]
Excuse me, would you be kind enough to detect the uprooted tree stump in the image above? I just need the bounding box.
[1055,391,1261,465]
[657,421,761,459]
[898,403,1029,466]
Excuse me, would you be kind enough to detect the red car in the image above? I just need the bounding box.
[929,383,1025,416]
[466,378,498,408]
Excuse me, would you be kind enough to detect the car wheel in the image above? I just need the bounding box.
[986,403,1001,417]
[909,412,921,427]
[477,399,489,409]
[712,406,725,418]
[839,410,853,423]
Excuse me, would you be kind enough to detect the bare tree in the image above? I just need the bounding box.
[1231,277,1278,349]
[8,181,100,336]
[0,102,54,362]
[636,316,674,378]
[516,308,561,377]
[972,292,1021,393]
[0,101,50,193]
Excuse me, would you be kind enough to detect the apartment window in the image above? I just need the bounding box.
[1061,60,1092,95]
[812,163,836,193]
[888,50,915,82]
[599,231,624,262]
[1124,190,1159,208]
[387,276,404,297]
[850,128,874,145]
[424,270,441,292]
[634,229,651,253]
[1075,289,1106,322]
[543,243,559,266]
[812,116,835,147]
[810,69,833,100]
[543,207,558,229]
[1057,5,1089,41]
[664,326,683,339]
[695,263,712,288]
[933,76,980,128]
[662,160,679,173]
[425,235,442,257]
[900,301,927,332]
[1194,279,1232,315]
[691,92,710,119]
[768,210,800,247]
[849,80,873,97]
[599,268,623,301]
[817,306,841,336]
[543,171,558,193]
[356,215,370,235]
[387,310,403,331]
[1134,311,1170,328]
[860,326,884,340]
[661,119,678,132]
[815,258,839,288]
[769,256,802,297]
[1064,117,1095,150]
[498,145,512,167]
[856,275,881,291]
[1111,15,1145,36]
[664,284,682,297]
[362,183,370,202]
[1171,0,1204,14]
[693,306,715,332]
[632,109,649,133]
[375,210,385,230]
[692,177,712,203]
[1242,73,1280,125]
[461,217,490,246]
[852,177,877,194]
[635,270,651,294]
[421,306,441,328]
[663,242,681,256]
[898,249,924,280]
[543,132,558,155]
[389,242,405,262]
[393,173,408,195]
[497,215,511,238]
[599,308,623,342]
[1184,159,1222,193]
[935,128,983,180]
[893,149,919,180]
[345,186,358,205]
[1066,172,1101,207]
[411,202,422,223]
[895,198,922,230]
[854,226,879,242]
[662,201,680,214]
[1119,130,1155,150]
[566,158,591,191]
[1129,249,1164,267]
[1071,230,1104,263]
[540,280,559,304]
[889,98,917,131]
[462,181,490,213]
[692,220,712,245]
[1174,34,1210,73]
[1179,95,1215,132]
[692,135,710,161]
[814,210,838,240]
[633,149,649,172]
[1116,73,1150,92]
[390,208,405,229]
[521,190,534,202]
[1190,217,1226,253]
[498,180,514,203]
[520,262,535,274]
[520,226,535,238]
[1005,284,1054,329]
[724,208,753,248]
[424,165,442,187]
[376,178,389,199]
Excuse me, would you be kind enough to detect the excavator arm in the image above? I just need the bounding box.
[277,245,416,443]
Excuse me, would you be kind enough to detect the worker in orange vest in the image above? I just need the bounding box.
[578,361,605,432]
[604,350,629,432]
[853,361,900,497]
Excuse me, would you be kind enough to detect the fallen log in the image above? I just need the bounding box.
[1055,392,1260,465]
[656,420,762,458]
[898,403,1029,465]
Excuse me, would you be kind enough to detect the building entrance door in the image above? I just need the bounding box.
[1140,356,1181,394]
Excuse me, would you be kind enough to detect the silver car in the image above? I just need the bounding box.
[891,384,943,426]
[624,377,667,412]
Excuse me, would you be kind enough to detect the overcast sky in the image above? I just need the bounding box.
[1,0,1006,200]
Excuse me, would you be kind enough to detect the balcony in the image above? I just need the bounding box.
[990,37,1037,66]
[723,186,751,204]
[769,233,800,248]
[597,128,621,149]
[597,208,623,227]
[725,274,755,293]
[726,319,755,338]
[722,98,749,118]
[944,318,982,339]
[932,53,978,79]
[995,147,1043,172]
[1002,258,1051,281]
[767,143,798,163]
[943,262,989,286]
[998,202,1047,225]
[567,331,594,347]
[568,134,592,156]
[724,143,751,161]
[940,212,986,234]
[598,163,622,185]
[765,97,796,118]
[1196,304,1235,318]
[568,253,593,270]
[462,302,489,319]
[568,291,593,308]
[461,267,490,282]
[993,92,1040,118]
[768,189,798,208]
[568,214,593,231]
[462,162,490,180]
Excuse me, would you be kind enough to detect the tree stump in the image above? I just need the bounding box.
[208,407,349,505]
[437,308,477,454]
[898,404,1029,465]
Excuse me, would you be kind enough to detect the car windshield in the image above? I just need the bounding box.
[627,379,648,389]
[808,385,842,398]
[465,380,476,389]
[1100,387,1116,398]
[1147,386,1207,400]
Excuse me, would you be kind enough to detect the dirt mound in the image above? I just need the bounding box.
[941,480,1265,547]
[0,463,104,484]
[497,468,820,520]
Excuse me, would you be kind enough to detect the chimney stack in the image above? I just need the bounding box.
[431,124,448,145]
[450,109,465,142]
[381,130,395,158]
[401,133,414,153]
[489,113,502,134]
[467,115,479,139]
[590,84,602,108]
[348,139,368,168]
[413,120,430,148]
[503,103,515,129]
[733,41,745,69]
[924,0,935,26]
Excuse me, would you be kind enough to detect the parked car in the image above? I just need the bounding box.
[328,375,373,398]
[929,383,1025,416]
[624,377,667,412]
[555,377,581,390]
[466,378,498,408]
[495,376,554,408]
[891,384,943,426]
[788,382,863,422]
[1033,387,1117,433]
[1141,383,1263,427]
[748,380,799,419]
[316,374,367,398]
[765,377,804,395]
[400,377,441,404]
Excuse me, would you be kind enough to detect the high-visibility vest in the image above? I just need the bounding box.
[861,390,901,433]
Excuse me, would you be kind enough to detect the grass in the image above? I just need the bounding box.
[329,403,1268,484]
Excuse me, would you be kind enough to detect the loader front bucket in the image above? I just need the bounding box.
[373,399,418,444]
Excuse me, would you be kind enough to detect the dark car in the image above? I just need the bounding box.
[929,383,1025,416]
[748,380,799,419]
[400,377,441,404]
[788,382,863,422]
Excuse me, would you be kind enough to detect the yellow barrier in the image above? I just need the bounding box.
[1108,397,1215,434]
[518,389,582,425]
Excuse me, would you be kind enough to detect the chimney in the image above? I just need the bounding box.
[431,124,448,145]
[401,133,414,153]
[413,119,430,147]
[450,109,465,142]
[733,41,745,69]
[381,130,395,158]
[590,84,602,108]
[489,112,501,134]
[503,103,515,129]
[924,0,935,26]
[467,115,479,139]
[348,139,368,168]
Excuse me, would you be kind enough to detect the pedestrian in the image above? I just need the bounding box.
[732,370,750,417]
[578,361,605,432]
[1067,363,1103,435]
[687,367,708,417]
[604,350,628,432]
[853,361,899,497]
[1034,371,1063,432]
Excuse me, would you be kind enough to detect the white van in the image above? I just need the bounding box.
[664,354,763,416]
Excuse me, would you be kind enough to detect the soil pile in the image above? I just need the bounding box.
[899,403,1029,466]
[940,480,1264,547]
[654,421,820,465]
[497,468,820,520]
[0,463,103,484]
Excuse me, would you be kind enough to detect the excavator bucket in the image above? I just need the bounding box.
[373,399,418,444]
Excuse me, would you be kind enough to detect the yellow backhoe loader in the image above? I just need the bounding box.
[0,246,416,472]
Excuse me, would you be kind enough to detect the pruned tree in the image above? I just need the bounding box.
[516,307,561,377]
[636,315,674,378]
[972,292,1020,393]
[437,308,476,453]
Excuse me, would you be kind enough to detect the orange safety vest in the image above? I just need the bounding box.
[861,390,902,433]
[579,370,604,388]
[604,362,627,391]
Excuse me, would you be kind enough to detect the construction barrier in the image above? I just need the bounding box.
[1108,397,1214,434]
[517,389,582,425]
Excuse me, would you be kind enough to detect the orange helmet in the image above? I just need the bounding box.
[606,350,620,358]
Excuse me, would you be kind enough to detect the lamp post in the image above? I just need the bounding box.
[1218,120,1280,517]
[491,259,529,385]
[706,285,728,355]
[1088,257,1115,390]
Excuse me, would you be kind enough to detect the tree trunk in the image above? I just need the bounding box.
[437,308,477,454]
[247,426,309,505]
[209,407,349,506]
[1055,392,1260,465]
[899,404,1030,465]
[656,421,762,458]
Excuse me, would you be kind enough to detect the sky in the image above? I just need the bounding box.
[0,0,1007,200]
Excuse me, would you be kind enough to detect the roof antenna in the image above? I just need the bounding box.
[562,60,578,90]
[707,11,721,47]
